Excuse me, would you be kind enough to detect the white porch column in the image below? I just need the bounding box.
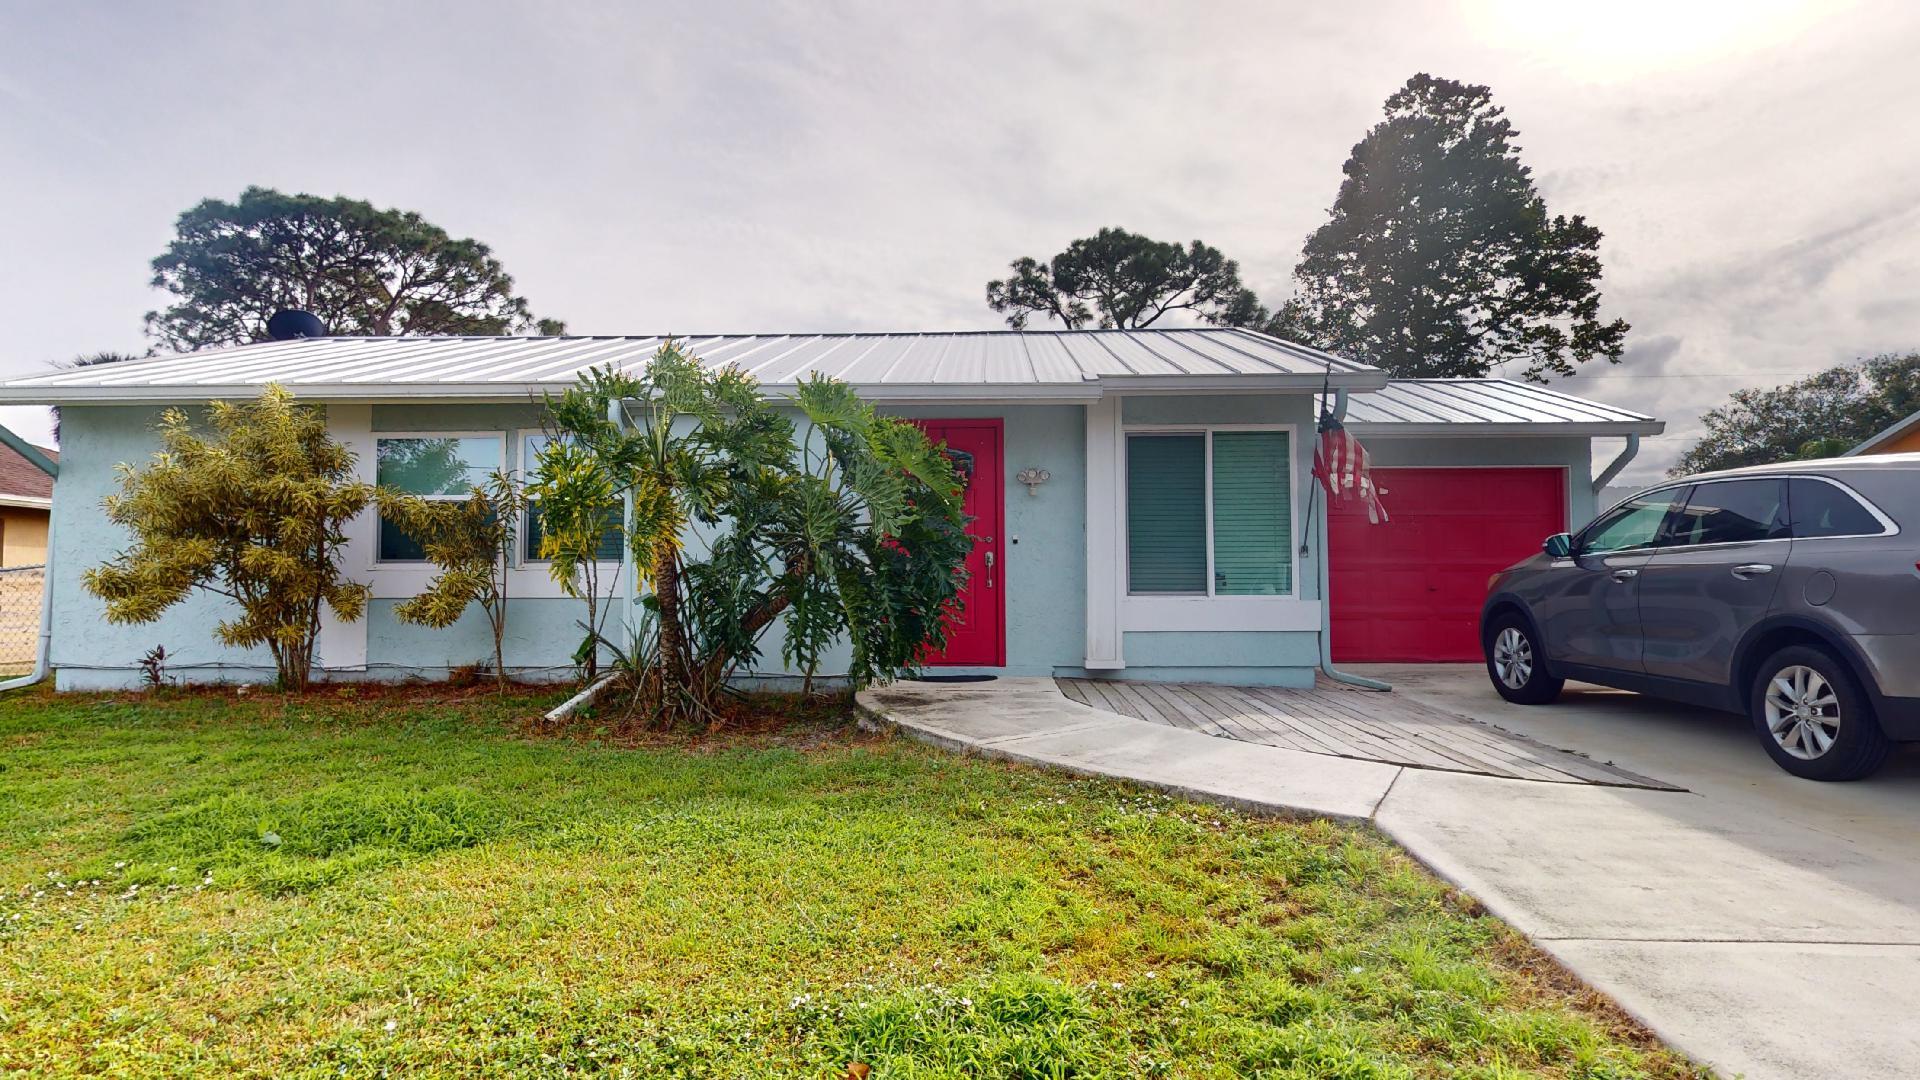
[318,403,373,673]
[1083,395,1124,669]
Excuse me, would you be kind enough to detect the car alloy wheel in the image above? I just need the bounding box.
[1763,664,1842,760]
[1492,627,1533,690]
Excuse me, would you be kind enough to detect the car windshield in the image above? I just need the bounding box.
[1580,491,1676,553]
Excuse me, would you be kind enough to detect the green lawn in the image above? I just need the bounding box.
[0,687,1704,1079]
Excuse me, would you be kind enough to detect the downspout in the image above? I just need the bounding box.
[1315,389,1391,692]
[611,397,635,650]
[1591,434,1641,498]
[0,424,56,692]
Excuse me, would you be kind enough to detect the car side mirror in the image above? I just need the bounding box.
[1543,533,1574,558]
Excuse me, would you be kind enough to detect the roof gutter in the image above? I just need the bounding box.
[1592,434,1641,496]
[1313,389,1390,693]
[1346,421,1665,438]
[0,423,56,693]
[0,372,1392,407]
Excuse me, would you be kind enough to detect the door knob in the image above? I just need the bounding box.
[1732,563,1774,578]
[1611,567,1639,582]
[983,550,995,588]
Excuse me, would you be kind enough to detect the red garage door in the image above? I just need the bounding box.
[1330,467,1566,662]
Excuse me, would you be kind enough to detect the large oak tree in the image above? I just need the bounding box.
[146,187,564,350]
[1286,75,1629,381]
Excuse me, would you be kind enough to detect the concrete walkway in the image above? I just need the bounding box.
[859,676,1920,1080]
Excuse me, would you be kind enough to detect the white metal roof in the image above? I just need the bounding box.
[1324,379,1664,437]
[0,329,1386,404]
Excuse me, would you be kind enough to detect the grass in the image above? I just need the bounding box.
[0,684,1708,1079]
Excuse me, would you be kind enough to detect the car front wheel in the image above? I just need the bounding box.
[1749,645,1891,781]
[1484,614,1564,705]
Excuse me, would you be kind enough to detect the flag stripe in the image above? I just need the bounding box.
[1313,416,1389,524]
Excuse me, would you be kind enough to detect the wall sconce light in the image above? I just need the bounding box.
[1016,467,1051,496]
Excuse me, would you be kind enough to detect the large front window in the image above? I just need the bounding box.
[1126,430,1293,596]
[374,435,503,561]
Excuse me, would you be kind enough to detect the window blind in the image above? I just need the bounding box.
[1210,432,1292,595]
[1126,434,1207,593]
[524,504,625,561]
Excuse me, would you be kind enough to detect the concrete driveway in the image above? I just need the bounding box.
[1360,664,1920,1080]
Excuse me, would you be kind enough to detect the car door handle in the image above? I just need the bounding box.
[1611,568,1639,582]
[1732,563,1774,578]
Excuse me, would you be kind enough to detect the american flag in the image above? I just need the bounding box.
[1313,410,1389,524]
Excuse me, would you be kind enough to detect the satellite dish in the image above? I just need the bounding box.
[266,310,328,341]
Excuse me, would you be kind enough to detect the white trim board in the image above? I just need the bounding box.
[1083,397,1125,669]
[1121,597,1322,633]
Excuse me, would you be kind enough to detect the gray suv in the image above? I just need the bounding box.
[1481,455,1920,780]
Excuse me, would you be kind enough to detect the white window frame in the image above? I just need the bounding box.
[372,431,508,566]
[1119,422,1315,632]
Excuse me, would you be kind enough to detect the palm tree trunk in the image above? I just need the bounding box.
[653,547,691,699]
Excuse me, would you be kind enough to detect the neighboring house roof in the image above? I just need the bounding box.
[1845,408,1920,455]
[0,443,56,508]
[0,330,1387,403]
[1323,379,1664,437]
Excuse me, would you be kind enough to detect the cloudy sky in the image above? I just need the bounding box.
[3,0,1916,482]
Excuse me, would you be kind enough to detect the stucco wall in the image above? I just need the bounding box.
[46,399,1606,690]
[49,401,1095,688]
[52,405,279,688]
[50,404,611,688]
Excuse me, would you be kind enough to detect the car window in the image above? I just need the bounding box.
[1789,477,1885,538]
[1666,478,1786,547]
[1579,491,1678,554]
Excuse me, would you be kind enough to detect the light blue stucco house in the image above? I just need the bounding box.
[0,329,1662,691]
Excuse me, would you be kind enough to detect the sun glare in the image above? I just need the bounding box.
[1463,0,1848,80]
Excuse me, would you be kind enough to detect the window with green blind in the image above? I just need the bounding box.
[1127,435,1207,593]
[1211,432,1292,594]
[1125,429,1293,597]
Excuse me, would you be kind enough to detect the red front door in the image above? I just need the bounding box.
[914,420,1005,666]
[1330,467,1567,662]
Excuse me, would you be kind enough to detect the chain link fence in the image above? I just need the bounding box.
[0,565,44,677]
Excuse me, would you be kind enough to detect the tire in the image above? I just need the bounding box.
[1484,613,1564,705]
[1748,645,1891,781]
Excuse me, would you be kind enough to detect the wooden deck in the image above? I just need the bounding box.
[1056,677,1675,789]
